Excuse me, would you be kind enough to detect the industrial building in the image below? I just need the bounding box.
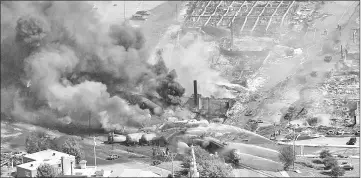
[183,80,236,120]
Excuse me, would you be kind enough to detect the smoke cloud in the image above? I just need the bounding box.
[1,1,184,132]
[161,33,235,98]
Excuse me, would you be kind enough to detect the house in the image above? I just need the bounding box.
[17,149,102,177]
[17,149,76,177]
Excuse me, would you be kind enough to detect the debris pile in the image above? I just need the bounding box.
[184,1,295,33]
[320,74,360,99]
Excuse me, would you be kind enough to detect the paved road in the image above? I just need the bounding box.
[277,141,359,148]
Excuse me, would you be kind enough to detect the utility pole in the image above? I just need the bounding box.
[93,137,97,167]
[171,153,175,177]
[175,4,178,21]
[292,127,296,170]
[292,128,302,170]
[123,1,126,20]
[341,45,343,58]
[230,21,234,51]
[88,111,91,136]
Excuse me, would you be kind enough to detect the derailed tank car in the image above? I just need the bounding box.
[108,132,127,144]
[114,90,164,116]
[126,133,143,145]
[140,133,157,145]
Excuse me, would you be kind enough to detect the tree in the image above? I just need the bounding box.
[319,149,332,159]
[37,163,56,178]
[323,157,338,170]
[330,166,345,177]
[25,132,57,154]
[60,137,84,164]
[279,146,295,170]
[244,122,258,132]
[180,146,233,178]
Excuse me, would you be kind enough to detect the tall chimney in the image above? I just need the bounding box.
[193,80,198,108]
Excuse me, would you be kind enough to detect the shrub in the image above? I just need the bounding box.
[37,163,57,178]
[180,146,233,177]
[319,149,332,159]
[284,113,293,121]
[279,146,295,170]
[60,137,84,164]
[310,71,318,77]
[244,122,258,132]
[312,159,324,164]
[330,166,345,177]
[25,132,58,154]
[323,157,338,170]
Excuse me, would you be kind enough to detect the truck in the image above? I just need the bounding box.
[340,161,354,170]
[131,14,148,21]
[135,10,151,16]
[106,154,120,160]
[346,137,357,145]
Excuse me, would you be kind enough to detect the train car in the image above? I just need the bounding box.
[126,133,143,145]
[140,133,157,145]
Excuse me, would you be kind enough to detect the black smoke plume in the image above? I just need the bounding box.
[1,1,184,132]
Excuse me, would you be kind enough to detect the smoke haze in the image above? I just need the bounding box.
[161,33,235,98]
[0,1,184,132]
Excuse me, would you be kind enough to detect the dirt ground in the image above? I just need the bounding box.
[234,1,359,129]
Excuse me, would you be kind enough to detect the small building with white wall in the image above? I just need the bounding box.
[17,149,76,177]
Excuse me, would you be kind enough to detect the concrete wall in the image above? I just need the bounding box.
[17,158,74,177]
[62,157,76,175]
[16,167,36,177]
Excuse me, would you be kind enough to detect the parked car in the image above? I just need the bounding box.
[346,137,357,145]
[257,120,263,123]
[106,154,120,160]
[337,154,349,158]
[327,130,335,135]
[131,14,148,21]
[244,110,254,116]
[135,10,151,16]
[324,55,332,62]
[340,162,354,170]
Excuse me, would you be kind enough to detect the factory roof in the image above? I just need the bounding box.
[24,149,75,162]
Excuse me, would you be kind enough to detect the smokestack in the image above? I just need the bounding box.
[193,80,198,108]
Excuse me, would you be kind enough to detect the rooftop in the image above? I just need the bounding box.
[17,159,60,171]
[109,168,161,177]
[73,166,97,177]
[24,149,75,162]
